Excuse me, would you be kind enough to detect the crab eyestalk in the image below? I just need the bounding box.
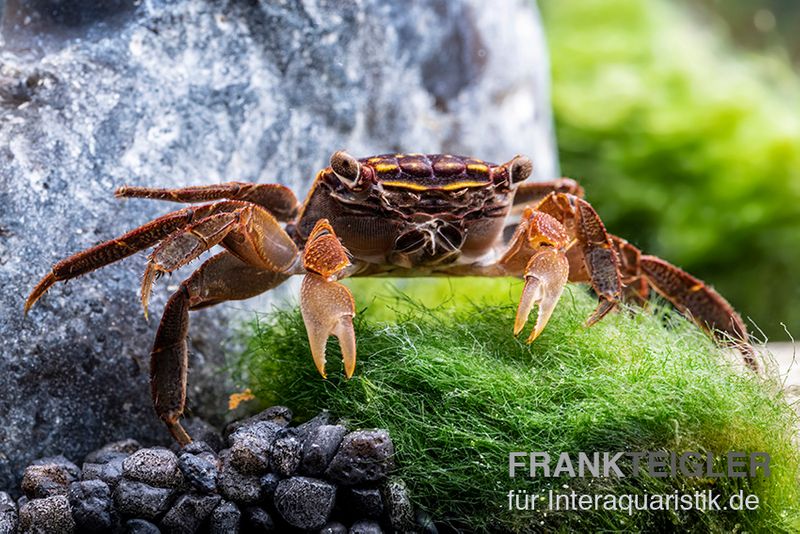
[330,150,362,188]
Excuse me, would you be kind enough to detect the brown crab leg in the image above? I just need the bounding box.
[140,204,298,317]
[151,252,291,444]
[117,182,299,221]
[299,219,357,379]
[25,203,231,313]
[510,178,585,216]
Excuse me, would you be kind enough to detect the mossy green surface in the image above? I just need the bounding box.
[539,0,800,339]
[234,279,800,533]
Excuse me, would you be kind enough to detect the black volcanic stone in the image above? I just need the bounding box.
[294,411,333,442]
[301,424,347,476]
[228,422,281,475]
[273,476,336,530]
[122,448,183,489]
[179,419,225,452]
[21,456,81,498]
[320,521,347,534]
[178,451,218,494]
[0,492,18,534]
[416,510,439,534]
[209,500,241,534]
[259,472,281,501]
[269,429,303,477]
[161,493,221,533]
[18,495,76,533]
[113,479,174,519]
[382,479,414,533]
[224,406,293,439]
[217,451,261,505]
[82,453,127,487]
[67,479,114,532]
[349,520,383,534]
[243,506,275,532]
[348,487,384,519]
[125,518,161,534]
[325,430,395,486]
[85,440,141,464]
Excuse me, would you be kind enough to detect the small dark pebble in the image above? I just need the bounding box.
[18,495,76,533]
[67,479,114,533]
[348,487,383,519]
[180,440,215,456]
[122,448,184,489]
[349,520,383,534]
[178,452,218,494]
[0,491,18,534]
[177,419,225,452]
[228,422,282,474]
[243,506,275,532]
[113,480,174,519]
[301,425,347,476]
[209,500,240,534]
[22,456,81,498]
[85,440,141,464]
[217,451,262,505]
[259,472,281,500]
[294,411,333,442]
[82,454,127,487]
[125,518,161,534]
[274,476,336,530]
[415,510,438,534]
[269,429,303,477]
[224,406,293,439]
[382,479,414,533]
[161,493,221,534]
[326,430,395,486]
[319,521,348,534]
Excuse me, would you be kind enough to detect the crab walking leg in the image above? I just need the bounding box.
[140,203,298,317]
[511,178,585,209]
[299,219,357,378]
[152,252,291,444]
[25,203,231,313]
[116,182,299,222]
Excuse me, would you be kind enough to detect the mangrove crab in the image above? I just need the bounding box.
[25,152,755,444]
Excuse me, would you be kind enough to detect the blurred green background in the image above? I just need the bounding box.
[538,0,800,340]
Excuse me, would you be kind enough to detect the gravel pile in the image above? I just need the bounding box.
[1,407,435,533]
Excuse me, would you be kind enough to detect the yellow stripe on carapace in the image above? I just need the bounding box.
[466,163,490,173]
[374,163,399,173]
[381,180,489,191]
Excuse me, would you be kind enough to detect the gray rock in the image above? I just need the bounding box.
[301,424,347,476]
[18,495,75,534]
[161,493,221,534]
[0,0,557,490]
[224,406,293,439]
[122,448,183,489]
[67,479,114,533]
[325,430,395,486]
[179,440,215,457]
[382,479,414,533]
[208,500,240,534]
[242,506,275,532]
[125,518,161,534]
[174,420,224,454]
[269,430,303,477]
[258,472,280,501]
[113,480,174,520]
[81,454,126,488]
[415,510,438,534]
[21,456,80,498]
[320,522,348,534]
[217,452,261,505]
[349,520,384,534]
[273,477,336,531]
[0,492,17,534]
[177,451,218,494]
[84,440,141,464]
[228,422,281,475]
[348,487,384,519]
[294,411,334,443]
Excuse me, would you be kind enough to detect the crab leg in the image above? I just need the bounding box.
[151,252,291,444]
[25,203,229,313]
[511,178,585,211]
[140,203,298,317]
[299,219,357,378]
[116,182,299,221]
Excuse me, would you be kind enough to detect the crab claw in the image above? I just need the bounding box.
[300,273,357,379]
[514,249,570,343]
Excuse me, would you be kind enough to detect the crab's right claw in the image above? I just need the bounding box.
[300,273,357,379]
[514,249,570,343]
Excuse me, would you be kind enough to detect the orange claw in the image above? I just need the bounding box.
[514,248,570,343]
[300,273,357,378]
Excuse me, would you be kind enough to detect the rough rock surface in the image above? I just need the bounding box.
[0,491,17,534]
[18,494,76,533]
[326,430,395,486]
[0,0,556,491]
[274,476,337,530]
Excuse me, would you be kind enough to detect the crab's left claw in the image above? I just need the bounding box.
[300,273,357,378]
[514,249,570,343]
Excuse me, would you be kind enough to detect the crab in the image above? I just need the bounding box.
[25,151,755,444]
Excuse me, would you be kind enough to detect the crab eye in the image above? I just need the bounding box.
[509,155,533,184]
[330,150,362,187]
